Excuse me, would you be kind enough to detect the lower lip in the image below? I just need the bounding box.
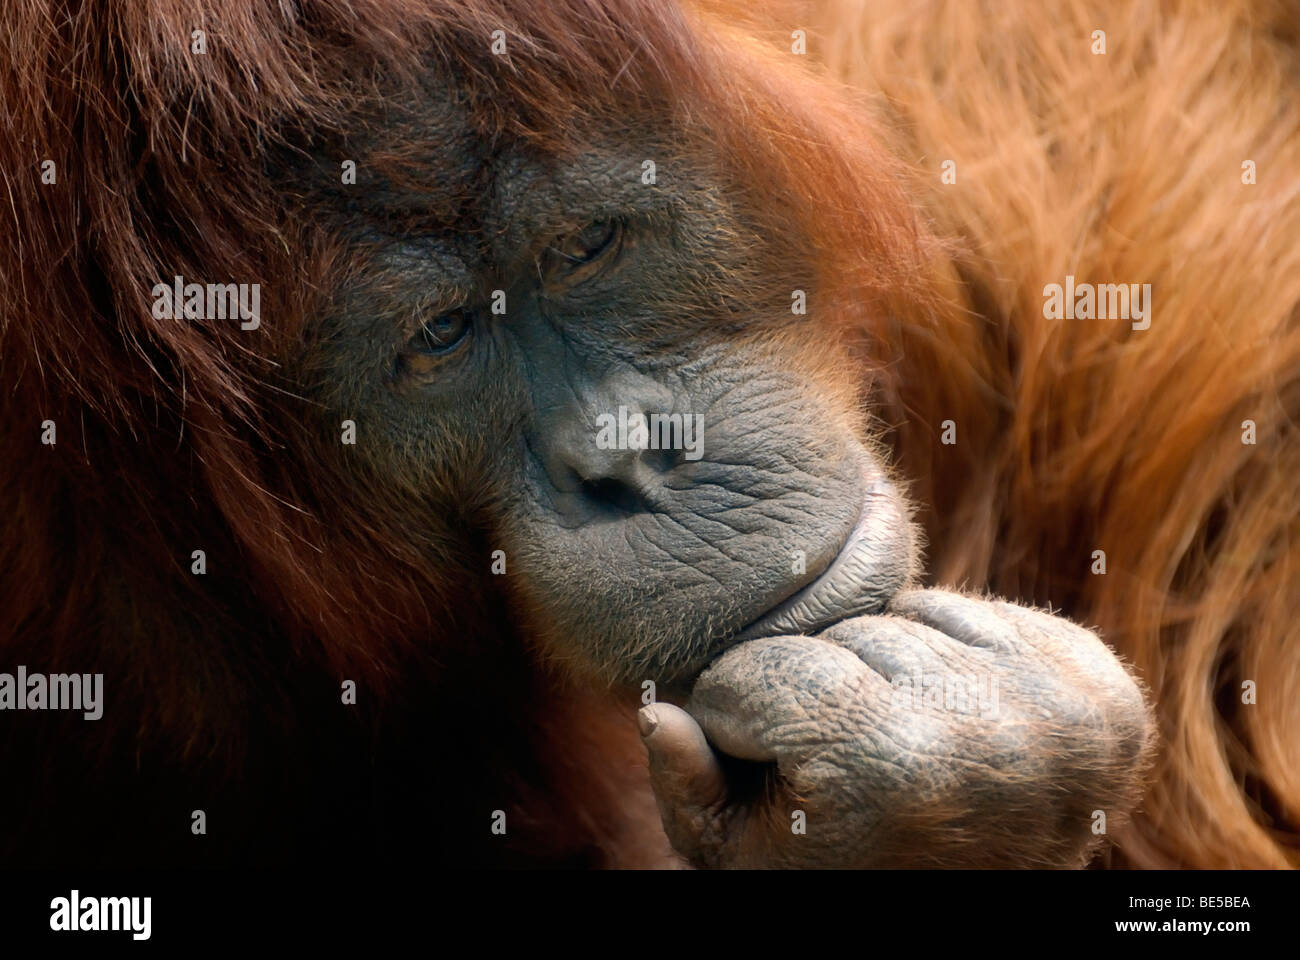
[734,465,911,642]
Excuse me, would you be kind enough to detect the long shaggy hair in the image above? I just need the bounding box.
[804,0,1300,867]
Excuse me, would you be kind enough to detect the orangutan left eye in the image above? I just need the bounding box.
[542,219,623,287]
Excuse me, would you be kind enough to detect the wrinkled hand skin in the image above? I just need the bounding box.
[640,589,1154,868]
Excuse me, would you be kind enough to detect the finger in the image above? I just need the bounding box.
[819,614,978,679]
[639,703,729,815]
[888,589,1019,651]
[687,636,889,762]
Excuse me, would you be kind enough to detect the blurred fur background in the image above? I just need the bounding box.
[798,0,1300,867]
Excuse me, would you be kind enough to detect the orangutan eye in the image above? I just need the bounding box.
[542,219,623,287]
[557,220,620,264]
[411,308,473,355]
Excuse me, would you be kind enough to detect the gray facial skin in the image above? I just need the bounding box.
[296,80,1152,868]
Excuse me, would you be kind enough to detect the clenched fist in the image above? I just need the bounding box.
[641,589,1153,868]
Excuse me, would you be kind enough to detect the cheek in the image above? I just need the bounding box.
[301,347,524,511]
[751,328,874,434]
[371,399,522,507]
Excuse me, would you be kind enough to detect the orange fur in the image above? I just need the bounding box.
[800,0,1300,867]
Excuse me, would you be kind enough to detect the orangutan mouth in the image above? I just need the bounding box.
[735,465,912,642]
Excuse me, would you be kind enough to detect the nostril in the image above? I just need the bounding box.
[578,474,648,514]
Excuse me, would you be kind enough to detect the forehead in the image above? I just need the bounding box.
[326,74,492,222]
[301,66,687,245]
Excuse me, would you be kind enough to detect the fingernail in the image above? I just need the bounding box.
[637,706,659,738]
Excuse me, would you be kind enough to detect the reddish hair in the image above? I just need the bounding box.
[812,0,1300,867]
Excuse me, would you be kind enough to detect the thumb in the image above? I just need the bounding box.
[638,703,730,855]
